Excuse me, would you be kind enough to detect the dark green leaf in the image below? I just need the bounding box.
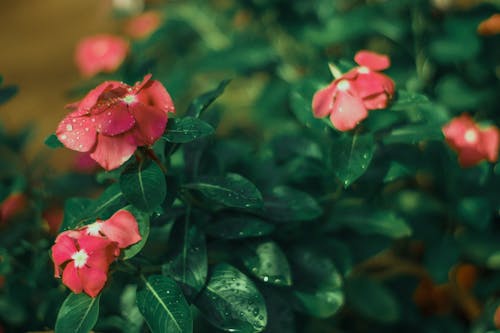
[0,85,18,105]
[44,134,63,148]
[289,82,331,133]
[345,277,399,323]
[60,197,94,231]
[457,197,492,231]
[331,133,375,188]
[120,160,166,212]
[382,124,443,144]
[263,186,322,222]
[425,236,459,284]
[163,117,215,143]
[242,241,292,286]
[55,293,100,333]
[184,173,263,209]
[163,215,207,298]
[122,207,150,259]
[195,263,267,333]
[187,80,230,118]
[204,215,275,239]
[389,90,430,111]
[136,275,193,333]
[293,289,344,319]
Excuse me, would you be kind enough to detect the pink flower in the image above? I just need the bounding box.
[56,74,175,170]
[442,113,499,167]
[74,152,99,173]
[312,50,395,131]
[125,11,161,39]
[82,210,142,249]
[75,34,129,78]
[51,230,119,297]
[0,193,28,225]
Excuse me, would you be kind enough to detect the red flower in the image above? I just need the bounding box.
[125,11,161,39]
[75,34,129,78]
[82,210,142,249]
[56,74,175,170]
[477,14,500,36]
[43,206,64,235]
[51,230,119,297]
[442,114,499,167]
[0,193,28,225]
[312,50,395,131]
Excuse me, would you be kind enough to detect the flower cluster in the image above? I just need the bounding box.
[312,50,395,131]
[442,113,499,167]
[56,74,175,170]
[51,210,141,297]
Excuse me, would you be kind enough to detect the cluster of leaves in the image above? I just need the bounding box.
[1,0,500,333]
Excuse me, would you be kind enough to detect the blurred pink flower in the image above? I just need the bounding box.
[75,34,129,78]
[125,11,161,39]
[56,74,175,170]
[312,50,395,131]
[442,113,499,167]
[0,193,28,225]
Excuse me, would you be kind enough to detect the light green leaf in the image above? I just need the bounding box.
[187,80,230,118]
[55,293,100,333]
[163,117,215,143]
[383,124,443,144]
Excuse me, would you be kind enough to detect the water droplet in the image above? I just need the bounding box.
[60,134,67,140]
[66,124,73,131]
[262,276,269,282]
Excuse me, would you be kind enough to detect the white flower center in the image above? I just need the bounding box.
[337,80,351,91]
[86,222,102,236]
[122,94,137,104]
[71,249,89,268]
[464,129,478,143]
[358,66,370,74]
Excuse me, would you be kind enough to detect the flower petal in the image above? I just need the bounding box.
[101,210,142,248]
[330,90,368,131]
[65,81,122,116]
[79,266,108,297]
[137,79,175,114]
[90,133,137,170]
[52,232,78,267]
[129,102,168,146]
[354,50,391,71]
[481,127,499,162]
[312,83,336,118]
[56,115,97,152]
[457,147,485,168]
[62,262,83,294]
[94,103,136,136]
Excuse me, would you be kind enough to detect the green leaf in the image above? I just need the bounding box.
[187,80,230,118]
[331,133,375,188]
[289,82,331,133]
[382,124,443,144]
[163,214,207,298]
[242,240,292,286]
[60,197,93,231]
[345,277,399,323]
[163,117,215,143]
[195,263,267,333]
[44,133,63,148]
[184,173,263,209]
[457,197,492,231]
[263,186,322,223]
[0,85,18,105]
[204,215,275,239]
[293,289,344,319]
[120,160,166,212]
[55,293,100,333]
[136,275,193,333]
[122,207,150,260]
[389,90,430,111]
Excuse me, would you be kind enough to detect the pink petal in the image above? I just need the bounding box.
[362,93,390,110]
[56,115,97,152]
[330,90,368,131]
[354,50,391,71]
[481,127,499,162]
[65,81,123,116]
[354,72,395,110]
[442,114,477,149]
[90,133,137,170]
[79,266,108,297]
[101,210,141,249]
[137,79,175,114]
[62,262,83,294]
[94,103,136,136]
[129,102,168,146]
[312,83,336,118]
[52,233,78,267]
[457,147,485,168]
[78,234,115,254]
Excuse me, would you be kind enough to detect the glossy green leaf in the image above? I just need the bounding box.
[242,240,292,286]
[187,79,230,118]
[195,263,267,333]
[184,173,263,209]
[163,216,207,298]
[122,207,150,260]
[263,186,322,223]
[136,275,193,333]
[120,160,166,212]
[163,117,215,143]
[382,124,443,144]
[44,133,63,148]
[345,277,399,323]
[331,133,375,188]
[60,197,93,231]
[204,215,275,239]
[55,293,100,333]
[293,289,344,319]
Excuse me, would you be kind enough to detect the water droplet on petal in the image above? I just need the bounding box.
[66,124,73,131]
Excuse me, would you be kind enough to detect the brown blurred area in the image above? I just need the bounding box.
[0,0,118,169]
